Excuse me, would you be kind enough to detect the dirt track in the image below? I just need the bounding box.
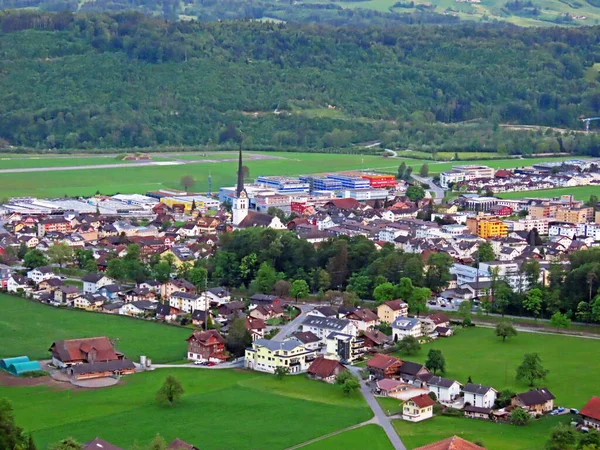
[0,370,72,389]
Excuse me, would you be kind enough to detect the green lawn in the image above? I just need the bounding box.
[0,156,138,170]
[498,185,599,201]
[301,424,394,450]
[0,369,371,450]
[392,327,598,408]
[0,151,584,197]
[376,396,403,416]
[393,415,571,450]
[0,294,190,363]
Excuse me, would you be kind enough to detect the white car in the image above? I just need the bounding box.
[193,360,204,365]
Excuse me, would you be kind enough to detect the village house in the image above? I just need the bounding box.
[83,438,123,450]
[402,393,435,422]
[249,304,285,321]
[376,379,413,399]
[427,376,462,403]
[345,307,379,331]
[307,357,347,383]
[161,279,196,298]
[167,439,199,450]
[191,309,214,327]
[7,274,29,293]
[82,274,115,294]
[156,303,180,321]
[392,317,422,341]
[49,336,124,368]
[511,388,555,416]
[464,405,492,420]
[366,353,403,380]
[27,266,55,284]
[361,329,392,351]
[53,286,81,306]
[580,396,600,430]
[398,361,432,387]
[301,316,358,345]
[169,291,203,313]
[98,284,123,301]
[325,332,365,363]
[463,383,497,408]
[244,337,317,374]
[37,277,63,292]
[377,299,409,324]
[249,294,282,309]
[413,436,485,450]
[74,293,107,311]
[119,300,157,316]
[186,330,227,363]
[245,317,266,341]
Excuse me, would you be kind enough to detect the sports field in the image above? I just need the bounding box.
[393,415,570,450]
[392,327,598,407]
[0,295,190,363]
[302,424,393,450]
[0,151,582,198]
[0,369,371,449]
[498,185,599,201]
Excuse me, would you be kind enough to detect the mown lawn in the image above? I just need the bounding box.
[376,396,403,416]
[0,294,190,363]
[302,424,394,450]
[0,369,371,450]
[0,156,136,169]
[393,415,571,450]
[391,327,598,408]
[498,185,600,201]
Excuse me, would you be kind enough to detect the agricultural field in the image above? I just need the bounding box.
[393,415,570,450]
[0,369,371,450]
[0,295,190,363]
[392,327,598,407]
[0,156,140,170]
[498,185,600,201]
[302,424,394,450]
[0,151,582,198]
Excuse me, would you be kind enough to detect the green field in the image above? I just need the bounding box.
[0,295,190,363]
[0,369,371,450]
[376,396,403,416]
[302,424,393,450]
[498,185,600,201]
[392,327,597,407]
[393,415,570,450]
[0,156,140,170]
[0,152,583,198]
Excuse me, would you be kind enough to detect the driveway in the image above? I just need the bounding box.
[151,359,245,370]
[271,304,315,341]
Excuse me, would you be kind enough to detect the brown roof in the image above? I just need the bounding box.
[83,438,123,450]
[362,329,391,345]
[409,393,436,408]
[347,308,378,322]
[293,331,320,344]
[366,353,401,370]
[238,211,275,228]
[167,439,197,450]
[426,313,450,325]
[307,357,346,379]
[581,396,600,421]
[325,198,361,210]
[515,388,555,406]
[49,337,118,363]
[186,329,225,345]
[245,317,266,331]
[382,299,408,311]
[414,436,485,450]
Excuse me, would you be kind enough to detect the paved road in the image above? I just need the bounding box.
[151,359,245,370]
[349,367,406,450]
[272,304,315,341]
[411,173,446,204]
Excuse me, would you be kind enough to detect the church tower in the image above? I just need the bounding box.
[232,142,248,226]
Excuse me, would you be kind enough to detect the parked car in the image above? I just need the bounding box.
[207,361,216,366]
[570,409,579,414]
[193,360,204,365]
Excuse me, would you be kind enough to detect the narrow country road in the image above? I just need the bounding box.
[272,304,315,341]
[151,359,245,370]
[411,173,446,204]
[284,419,377,450]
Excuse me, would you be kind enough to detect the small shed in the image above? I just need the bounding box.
[7,361,42,376]
[1,356,30,370]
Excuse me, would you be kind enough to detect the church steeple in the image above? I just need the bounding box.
[236,141,244,198]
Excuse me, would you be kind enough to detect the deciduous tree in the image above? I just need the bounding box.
[425,349,446,375]
[495,322,517,342]
[396,335,421,355]
[156,376,184,406]
[516,353,548,387]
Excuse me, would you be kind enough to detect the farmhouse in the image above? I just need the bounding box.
[49,337,124,368]
[307,357,347,383]
[186,330,227,362]
[366,353,402,380]
[581,396,600,430]
[69,359,136,380]
[402,393,435,422]
[512,388,555,415]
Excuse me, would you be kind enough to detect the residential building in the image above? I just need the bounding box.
[169,291,203,313]
[366,353,402,380]
[37,217,72,237]
[246,317,267,341]
[27,266,55,284]
[160,279,196,298]
[477,220,508,239]
[377,299,409,324]
[402,393,435,422]
[307,357,347,383]
[361,329,392,350]
[53,286,80,305]
[581,396,600,430]
[511,388,555,415]
[301,316,357,344]
[463,383,497,408]
[82,274,115,294]
[292,331,321,351]
[244,338,317,374]
[186,330,227,362]
[7,274,29,293]
[392,317,422,341]
[398,361,432,387]
[427,376,462,403]
[344,308,379,331]
[413,436,484,450]
[464,405,492,420]
[325,332,364,363]
[555,207,593,224]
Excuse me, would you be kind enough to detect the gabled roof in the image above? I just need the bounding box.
[366,353,401,370]
[463,383,496,395]
[346,308,378,322]
[70,359,135,375]
[515,388,555,406]
[399,361,430,378]
[83,438,123,450]
[361,329,391,345]
[253,337,305,352]
[414,436,485,450]
[392,317,420,331]
[464,405,492,415]
[581,396,600,421]
[293,331,321,344]
[82,273,106,283]
[50,337,118,363]
[167,439,198,450]
[381,299,408,311]
[408,393,436,408]
[376,378,406,392]
[428,376,460,389]
[302,316,350,331]
[425,313,450,325]
[307,357,346,379]
[187,329,225,345]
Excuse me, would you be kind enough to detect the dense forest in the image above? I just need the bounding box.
[0,11,600,152]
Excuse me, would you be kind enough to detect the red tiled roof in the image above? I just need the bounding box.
[347,308,378,322]
[382,299,408,311]
[409,393,436,409]
[307,357,346,379]
[426,313,450,325]
[581,396,600,421]
[245,317,266,331]
[326,198,360,209]
[366,353,401,370]
[414,436,485,450]
[186,329,225,345]
[167,438,197,450]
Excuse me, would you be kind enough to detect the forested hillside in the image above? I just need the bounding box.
[1,11,600,153]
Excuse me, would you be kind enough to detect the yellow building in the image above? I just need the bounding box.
[555,207,593,224]
[377,299,409,324]
[477,220,508,239]
[160,195,220,213]
[244,337,317,374]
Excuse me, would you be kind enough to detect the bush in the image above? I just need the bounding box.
[20,370,49,378]
[433,403,444,415]
[428,391,437,402]
[442,407,463,417]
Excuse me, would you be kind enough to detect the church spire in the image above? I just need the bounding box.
[236,140,244,197]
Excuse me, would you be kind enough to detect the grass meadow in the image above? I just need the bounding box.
[302,424,394,450]
[393,415,571,450]
[392,327,599,408]
[498,185,600,201]
[0,369,371,450]
[0,294,190,363]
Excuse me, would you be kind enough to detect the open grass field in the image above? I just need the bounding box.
[392,327,598,407]
[0,368,371,450]
[301,424,394,450]
[0,295,190,363]
[0,156,139,170]
[376,396,403,416]
[0,151,583,198]
[393,415,570,450]
[498,185,600,201]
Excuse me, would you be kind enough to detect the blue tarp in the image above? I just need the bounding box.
[0,356,30,370]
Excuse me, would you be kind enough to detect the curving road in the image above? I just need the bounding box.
[272,304,315,341]
[411,173,446,204]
